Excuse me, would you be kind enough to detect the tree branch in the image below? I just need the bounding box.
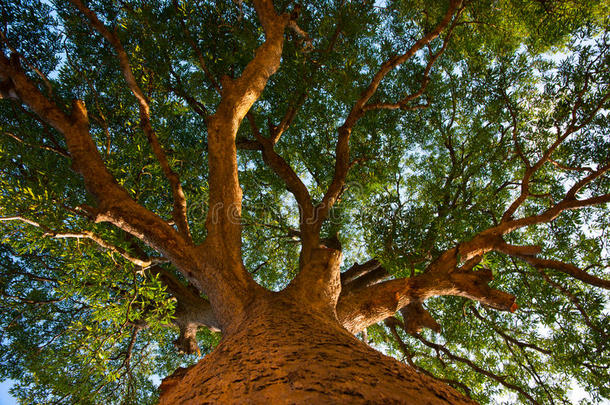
[501,82,610,222]
[49,230,167,269]
[69,0,191,240]
[413,333,540,404]
[284,2,463,315]
[337,267,516,334]
[495,239,610,289]
[363,8,462,112]
[315,0,462,230]
[2,131,70,157]
[469,306,551,355]
[384,318,472,397]
[246,113,315,241]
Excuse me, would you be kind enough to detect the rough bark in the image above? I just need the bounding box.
[158,291,475,404]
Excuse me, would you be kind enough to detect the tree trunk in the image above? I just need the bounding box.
[158,291,475,404]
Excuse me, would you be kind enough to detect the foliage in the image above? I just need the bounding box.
[0,0,609,403]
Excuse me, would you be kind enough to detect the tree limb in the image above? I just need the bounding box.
[201,0,288,262]
[413,333,540,404]
[49,230,167,269]
[494,240,610,289]
[246,113,315,242]
[315,0,462,231]
[501,81,610,222]
[68,0,191,240]
[2,131,70,157]
[337,268,516,334]
[0,51,255,328]
[363,7,462,112]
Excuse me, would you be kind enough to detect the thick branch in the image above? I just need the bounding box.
[0,58,190,261]
[499,193,610,235]
[336,180,609,332]
[529,257,610,290]
[202,0,288,269]
[0,51,247,331]
[337,268,515,334]
[565,162,610,201]
[287,2,462,314]
[432,191,610,272]
[285,247,343,316]
[241,21,346,252]
[338,182,609,331]
[69,0,191,240]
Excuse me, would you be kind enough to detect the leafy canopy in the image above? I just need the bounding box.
[1,0,609,404]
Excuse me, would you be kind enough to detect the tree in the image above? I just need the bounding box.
[0,0,609,403]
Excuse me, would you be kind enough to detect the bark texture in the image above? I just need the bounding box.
[158,292,475,404]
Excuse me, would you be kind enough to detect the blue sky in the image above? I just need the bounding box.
[0,380,17,405]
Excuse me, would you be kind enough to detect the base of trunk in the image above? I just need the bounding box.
[159,293,475,404]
